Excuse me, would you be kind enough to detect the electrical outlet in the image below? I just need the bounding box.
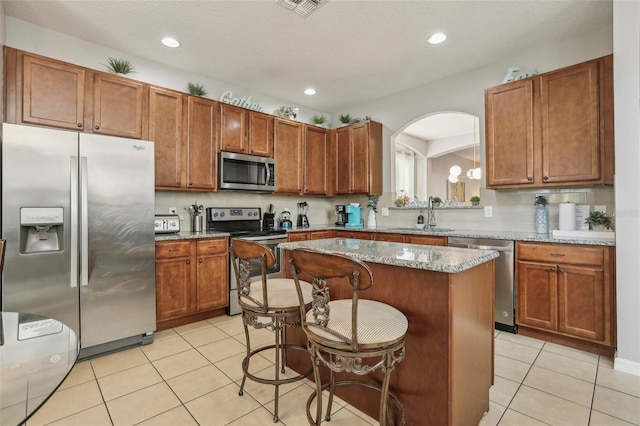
[484,206,493,218]
[381,207,390,217]
[169,207,177,214]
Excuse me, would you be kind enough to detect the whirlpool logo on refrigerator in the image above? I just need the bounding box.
[132,145,145,151]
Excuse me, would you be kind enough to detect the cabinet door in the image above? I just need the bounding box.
[22,54,85,130]
[248,111,274,157]
[516,261,558,331]
[155,257,195,321]
[304,125,328,195]
[405,235,447,246]
[219,103,247,153]
[540,60,601,183]
[196,253,229,311]
[351,122,370,194]
[274,119,303,194]
[334,230,372,240]
[485,79,534,187]
[310,231,332,240]
[186,96,217,190]
[93,73,145,139]
[375,233,405,243]
[149,87,185,189]
[288,232,310,242]
[558,265,605,342]
[335,126,352,194]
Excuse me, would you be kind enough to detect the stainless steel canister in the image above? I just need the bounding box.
[192,215,203,233]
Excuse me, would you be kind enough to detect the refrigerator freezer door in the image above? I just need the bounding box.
[1,123,80,335]
[79,133,156,348]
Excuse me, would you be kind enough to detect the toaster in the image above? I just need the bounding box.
[154,214,180,234]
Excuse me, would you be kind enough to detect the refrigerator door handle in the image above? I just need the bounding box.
[70,156,78,288]
[80,156,89,287]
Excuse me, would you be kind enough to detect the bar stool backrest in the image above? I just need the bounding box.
[289,248,374,352]
[230,238,276,313]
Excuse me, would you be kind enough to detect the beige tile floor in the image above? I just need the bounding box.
[26,315,640,426]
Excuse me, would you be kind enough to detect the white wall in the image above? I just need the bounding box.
[612,0,640,375]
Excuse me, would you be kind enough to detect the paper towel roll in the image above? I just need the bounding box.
[559,203,576,231]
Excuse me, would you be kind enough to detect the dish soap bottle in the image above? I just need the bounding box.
[534,195,548,234]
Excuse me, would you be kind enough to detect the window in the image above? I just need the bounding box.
[395,144,415,197]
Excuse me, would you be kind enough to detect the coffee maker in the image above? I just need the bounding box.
[296,201,309,228]
[335,205,348,226]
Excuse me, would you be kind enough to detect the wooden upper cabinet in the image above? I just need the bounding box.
[248,111,274,157]
[149,87,185,189]
[485,79,534,187]
[274,118,303,194]
[219,103,247,153]
[219,104,274,157]
[303,125,328,195]
[333,121,382,195]
[540,61,600,184]
[92,73,146,139]
[21,52,86,130]
[485,55,613,189]
[186,96,218,190]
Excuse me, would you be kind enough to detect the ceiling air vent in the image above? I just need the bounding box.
[277,0,326,18]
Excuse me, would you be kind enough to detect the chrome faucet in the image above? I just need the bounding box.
[427,196,437,228]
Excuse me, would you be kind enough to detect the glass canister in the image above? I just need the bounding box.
[534,195,548,234]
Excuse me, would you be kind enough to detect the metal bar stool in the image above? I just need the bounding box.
[230,238,313,423]
[289,248,408,426]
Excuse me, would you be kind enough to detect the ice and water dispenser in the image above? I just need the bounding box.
[20,207,64,253]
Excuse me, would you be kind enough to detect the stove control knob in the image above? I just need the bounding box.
[213,212,218,217]
[220,212,225,217]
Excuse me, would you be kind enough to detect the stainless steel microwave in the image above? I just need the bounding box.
[218,151,275,192]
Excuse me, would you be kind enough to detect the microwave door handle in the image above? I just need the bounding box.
[264,162,271,186]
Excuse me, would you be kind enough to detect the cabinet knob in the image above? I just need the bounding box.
[550,267,556,272]
[558,268,565,273]
[77,123,83,128]
[177,181,181,186]
[95,125,100,130]
[543,176,549,181]
[186,260,190,264]
[189,182,193,186]
[527,177,533,181]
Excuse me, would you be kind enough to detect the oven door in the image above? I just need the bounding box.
[228,234,287,315]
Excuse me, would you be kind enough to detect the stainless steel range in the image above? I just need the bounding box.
[206,207,287,315]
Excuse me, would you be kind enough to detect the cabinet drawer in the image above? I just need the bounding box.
[517,242,605,266]
[156,241,192,258]
[196,238,228,255]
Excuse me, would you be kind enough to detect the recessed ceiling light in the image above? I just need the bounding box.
[427,33,447,45]
[161,37,181,48]
[304,88,317,96]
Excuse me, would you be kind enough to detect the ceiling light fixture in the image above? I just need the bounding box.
[427,33,447,45]
[304,88,316,95]
[448,118,481,183]
[161,37,181,48]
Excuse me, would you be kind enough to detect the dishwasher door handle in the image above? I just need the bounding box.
[467,243,513,252]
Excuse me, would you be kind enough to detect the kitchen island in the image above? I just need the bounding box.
[279,238,499,426]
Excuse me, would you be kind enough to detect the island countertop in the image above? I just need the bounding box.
[279,237,498,274]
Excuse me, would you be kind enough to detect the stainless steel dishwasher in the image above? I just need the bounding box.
[448,237,516,333]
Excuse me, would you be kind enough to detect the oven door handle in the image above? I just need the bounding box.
[236,234,287,242]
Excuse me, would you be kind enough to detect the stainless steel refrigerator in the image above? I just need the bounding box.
[1,123,156,358]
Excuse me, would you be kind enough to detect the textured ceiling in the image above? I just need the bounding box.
[4,0,612,118]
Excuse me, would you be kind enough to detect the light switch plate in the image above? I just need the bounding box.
[381,207,390,217]
[484,206,493,217]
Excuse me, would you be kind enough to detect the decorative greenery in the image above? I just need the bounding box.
[470,196,480,202]
[278,106,298,119]
[339,114,352,124]
[534,195,547,206]
[186,82,207,96]
[105,57,134,74]
[585,211,611,229]
[395,191,410,207]
[311,114,326,125]
[432,196,442,204]
[367,195,379,213]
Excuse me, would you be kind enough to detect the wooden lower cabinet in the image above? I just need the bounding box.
[516,242,615,356]
[405,235,447,246]
[155,238,228,330]
[374,233,405,242]
[334,230,373,239]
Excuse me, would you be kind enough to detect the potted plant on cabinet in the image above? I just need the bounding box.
[311,114,327,127]
[585,211,612,231]
[105,57,134,75]
[186,82,207,97]
[470,195,480,206]
[339,114,352,126]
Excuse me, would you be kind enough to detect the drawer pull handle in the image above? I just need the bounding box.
[550,253,565,257]
[168,248,178,252]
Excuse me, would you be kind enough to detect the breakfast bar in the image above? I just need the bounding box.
[279,238,499,426]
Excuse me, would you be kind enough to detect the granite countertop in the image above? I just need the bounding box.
[155,230,230,241]
[279,238,499,273]
[287,225,616,247]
